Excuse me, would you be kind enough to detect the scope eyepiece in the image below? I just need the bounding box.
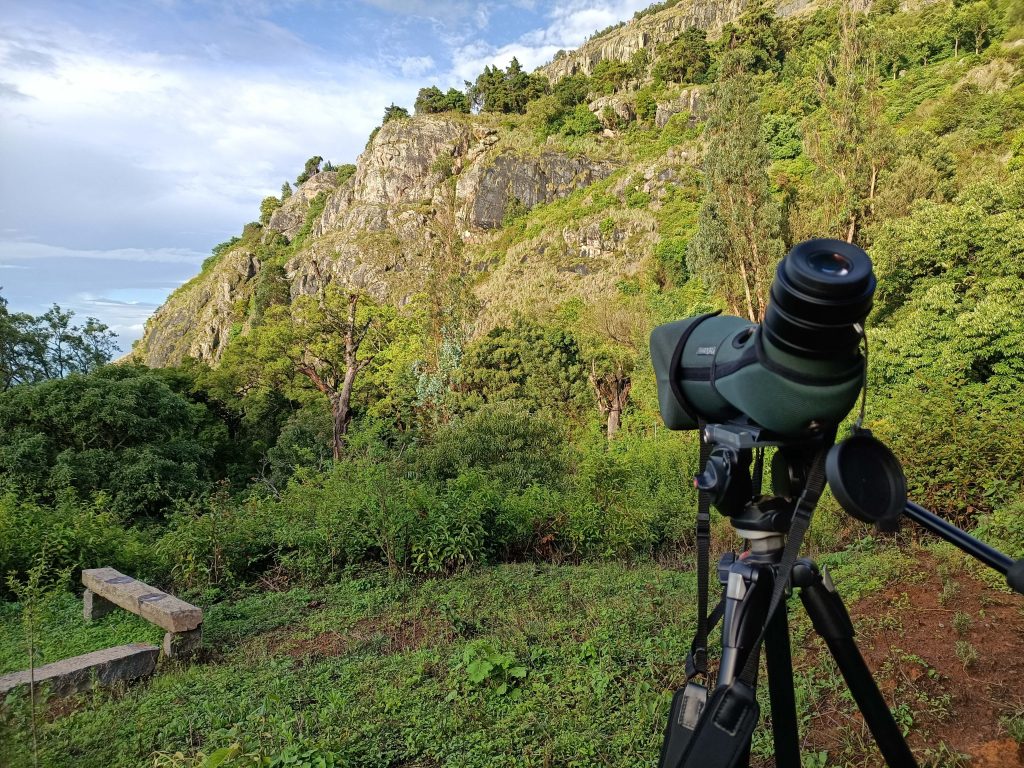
[763,239,875,358]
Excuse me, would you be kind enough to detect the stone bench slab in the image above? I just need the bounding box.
[82,568,202,633]
[0,643,158,698]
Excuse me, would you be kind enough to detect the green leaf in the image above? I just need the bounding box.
[466,659,493,683]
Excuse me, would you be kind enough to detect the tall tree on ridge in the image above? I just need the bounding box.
[687,55,784,322]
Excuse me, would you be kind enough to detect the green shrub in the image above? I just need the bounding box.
[413,405,570,491]
[972,495,1024,557]
[0,493,152,597]
[155,489,277,595]
[560,105,602,137]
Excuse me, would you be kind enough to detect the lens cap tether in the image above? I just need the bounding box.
[826,428,907,531]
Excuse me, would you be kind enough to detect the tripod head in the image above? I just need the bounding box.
[695,419,1024,596]
[693,420,832,538]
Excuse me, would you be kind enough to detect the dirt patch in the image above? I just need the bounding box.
[278,615,452,662]
[799,552,1024,766]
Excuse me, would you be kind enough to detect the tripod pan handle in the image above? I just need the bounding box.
[1008,559,1024,597]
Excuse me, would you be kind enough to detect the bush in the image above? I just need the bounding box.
[0,493,152,597]
[413,405,570,491]
[972,495,1024,558]
[560,105,602,137]
[155,489,277,595]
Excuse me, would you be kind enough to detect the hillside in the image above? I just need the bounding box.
[132,0,835,368]
[3,0,1024,766]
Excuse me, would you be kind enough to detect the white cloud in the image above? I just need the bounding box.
[398,55,436,77]
[0,242,208,265]
[0,30,425,252]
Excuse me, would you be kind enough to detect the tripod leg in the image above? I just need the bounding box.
[763,603,801,768]
[793,560,919,768]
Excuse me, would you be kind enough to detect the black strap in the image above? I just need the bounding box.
[686,596,724,680]
[738,441,831,685]
[689,419,714,680]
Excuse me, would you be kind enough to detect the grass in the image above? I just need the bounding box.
[1,563,701,768]
[3,542,1017,767]
[0,596,163,675]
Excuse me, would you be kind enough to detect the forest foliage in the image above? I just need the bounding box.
[2,0,1023,603]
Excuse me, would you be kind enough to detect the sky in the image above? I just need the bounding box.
[0,0,653,353]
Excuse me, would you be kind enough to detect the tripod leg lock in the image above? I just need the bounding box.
[793,559,855,641]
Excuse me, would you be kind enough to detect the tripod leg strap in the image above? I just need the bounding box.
[686,596,724,680]
[691,419,713,679]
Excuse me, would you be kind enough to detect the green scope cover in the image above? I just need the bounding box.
[650,315,865,436]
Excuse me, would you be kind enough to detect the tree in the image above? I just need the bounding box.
[296,155,323,185]
[244,284,401,460]
[259,195,282,226]
[956,2,996,55]
[801,7,890,243]
[33,305,117,379]
[553,74,591,108]
[414,86,470,114]
[721,0,784,74]
[580,297,646,439]
[687,58,784,321]
[653,27,711,84]
[280,181,292,200]
[0,294,44,391]
[456,320,588,415]
[559,104,602,136]
[383,103,410,124]
[0,365,230,517]
[467,58,548,113]
[0,293,117,389]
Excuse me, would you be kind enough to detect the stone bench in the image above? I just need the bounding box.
[82,568,203,659]
[0,644,159,698]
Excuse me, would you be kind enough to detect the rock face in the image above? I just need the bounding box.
[135,115,620,366]
[268,171,339,239]
[461,151,613,229]
[540,0,817,82]
[656,88,703,128]
[135,246,260,367]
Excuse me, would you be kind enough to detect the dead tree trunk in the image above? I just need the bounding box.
[590,368,632,440]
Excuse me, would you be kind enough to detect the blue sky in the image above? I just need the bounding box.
[0,0,651,353]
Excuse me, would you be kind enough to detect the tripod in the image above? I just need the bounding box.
[658,422,915,767]
[708,532,916,768]
[660,421,1024,768]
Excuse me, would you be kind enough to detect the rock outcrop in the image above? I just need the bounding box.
[135,115,619,366]
[539,0,816,82]
[135,246,260,366]
[460,151,614,229]
[656,88,703,128]
[268,171,340,240]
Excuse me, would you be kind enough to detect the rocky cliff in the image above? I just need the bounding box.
[133,0,785,369]
[539,0,816,81]
[133,114,630,366]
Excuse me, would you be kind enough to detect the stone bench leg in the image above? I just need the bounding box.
[83,588,116,621]
[163,626,202,660]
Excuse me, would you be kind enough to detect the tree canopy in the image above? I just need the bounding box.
[0,294,117,390]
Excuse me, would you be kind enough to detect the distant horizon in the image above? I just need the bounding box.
[0,0,653,354]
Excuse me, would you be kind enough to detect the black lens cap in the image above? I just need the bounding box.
[826,429,906,530]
